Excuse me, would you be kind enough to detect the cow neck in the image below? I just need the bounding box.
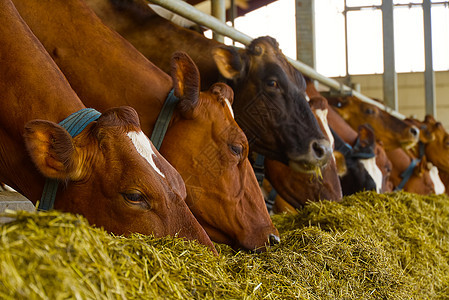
[39,108,101,211]
[394,144,425,191]
[251,153,276,212]
[330,127,376,160]
[150,89,179,150]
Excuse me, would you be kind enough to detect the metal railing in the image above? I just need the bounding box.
[144,0,405,119]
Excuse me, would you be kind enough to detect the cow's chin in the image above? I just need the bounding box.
[289,160,324,175]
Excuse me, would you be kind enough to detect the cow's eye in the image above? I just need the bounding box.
[122,192,148,206]
[266,79,279,89]
[122,192,151,209]
[365,107,375,115]
[229,144,243,157]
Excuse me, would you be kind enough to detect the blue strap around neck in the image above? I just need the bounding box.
[395,158,421,191]
[150,89,179,150]
[251,153,278,212]
[38,108,101,211]
[253,153,265,187]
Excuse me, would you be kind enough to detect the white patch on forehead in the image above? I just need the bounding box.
[429,165,445,195]
[360,158,383,193]
[224,97,234,119]
[314,109,334,148]
[127,131,165,178]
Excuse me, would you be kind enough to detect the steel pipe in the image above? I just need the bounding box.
[145,0,405,119]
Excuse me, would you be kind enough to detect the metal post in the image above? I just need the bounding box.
[230,0,237,45]
[382,0,398,111]
[295,0,316,68]
[211,0,226,43]
[344,0,350,85]
[423,0,436,117]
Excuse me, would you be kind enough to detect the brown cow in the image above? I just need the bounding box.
[386,148,437,194]
[420,115,449,173]
[305,79,384,194]
[0,0,215,252]
[327,96,419,151]
[12,0,279,251]
[328,96,443,194]
[84,0,332,174]
[404,116,446,194]
[374,141,394,192]
[262,96,343,209]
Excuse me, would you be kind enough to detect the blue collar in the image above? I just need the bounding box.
[38,108,101,211]
[394,142,426,191]
[150,89,179,150]
[395,158,421,191]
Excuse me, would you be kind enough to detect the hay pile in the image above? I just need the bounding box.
[1,191,449,299]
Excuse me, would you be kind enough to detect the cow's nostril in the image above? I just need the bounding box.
[312,141,326,159]
[410,126,419,138]
[268,233,280,246]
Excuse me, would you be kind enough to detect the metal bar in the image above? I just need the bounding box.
[146,0,253,44]
[230,0,236,26]
[423,0,436,116]
[344,0,350,83]
[345,5,381,11]
[211,0,226,42]
[230,0,237,45]
[345,2,448,11]
[382,0,398,111]
[145,0,405,119]
[295,0,316,68]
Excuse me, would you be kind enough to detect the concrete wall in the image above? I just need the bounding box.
[332,71,449,129]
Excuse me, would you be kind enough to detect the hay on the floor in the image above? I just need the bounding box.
[0,191,448,299]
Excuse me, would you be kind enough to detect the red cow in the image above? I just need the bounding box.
[85,0,333,174]
[327,96,419,151]
[0,0,215,252]
[328,95,443,194]
[12,0,279,251]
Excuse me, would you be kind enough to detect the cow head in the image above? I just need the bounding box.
[212,36,331,173]
[23,106,216,252]
[158,52,279,252]
[327,96,419,151]
[337,125,379,195]
[422,115,449,173]
[374,141,393,192]
[264,96,342,208]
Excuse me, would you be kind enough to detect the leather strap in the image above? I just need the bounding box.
[150,89,179,150]
[38,108,101,211]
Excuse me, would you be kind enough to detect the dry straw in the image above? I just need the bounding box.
[1,191,448,299]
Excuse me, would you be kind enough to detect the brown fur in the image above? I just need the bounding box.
[1,0,215,253]
[12,0,278,251]
[327,96,419,151]
[84,0,331,171]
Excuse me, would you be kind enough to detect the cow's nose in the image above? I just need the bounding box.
[410,126,420,139]
[268,233,281,246]
[312,140,329,160]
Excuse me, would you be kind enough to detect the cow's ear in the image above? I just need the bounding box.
[333,151,347,177]
[212,46,243,80]
[424,114,437,125]
[23,120,80,180]
[357,124,375,148]
[171,51,200,119]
